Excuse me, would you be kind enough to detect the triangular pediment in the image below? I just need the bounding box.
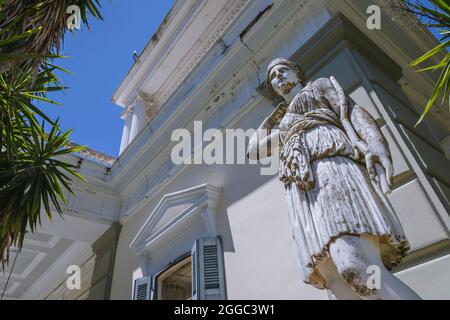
[130,184,221,254]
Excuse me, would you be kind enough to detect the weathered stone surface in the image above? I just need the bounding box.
[349,85,381,120]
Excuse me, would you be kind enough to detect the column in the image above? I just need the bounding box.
[119,106,133,154]
[128,101,146,144]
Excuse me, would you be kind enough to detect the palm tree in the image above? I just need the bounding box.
[0,0,103,74]
[0,65,87,265]
[390,0,450,125]
[0,0,104,265]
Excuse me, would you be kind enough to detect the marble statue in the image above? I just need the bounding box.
[247,58,421,300]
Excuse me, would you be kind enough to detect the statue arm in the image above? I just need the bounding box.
[317,77,394,193]
[247,129,279,160]
[247,102,287,160]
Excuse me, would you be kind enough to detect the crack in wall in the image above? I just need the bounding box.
[240,38,262,86]
[237,3,274,87]
[239,3,273,40]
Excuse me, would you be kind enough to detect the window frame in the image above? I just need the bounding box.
[153,252,192,300]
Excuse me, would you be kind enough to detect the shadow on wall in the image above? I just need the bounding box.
[87,222,121,300]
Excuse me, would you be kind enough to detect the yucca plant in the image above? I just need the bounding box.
[0,65,87,266]
[0,0,103,74]
[0,0,104,266]
[395,0,450,125]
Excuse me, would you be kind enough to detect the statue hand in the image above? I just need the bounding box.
[362,142,393,194]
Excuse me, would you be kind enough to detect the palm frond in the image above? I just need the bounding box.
[0,0,104,74]
[0,65,86,265]
[400,0,450,125]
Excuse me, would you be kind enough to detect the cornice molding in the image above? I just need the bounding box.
[113,0,250,109]
[112,0,188,107]
[158,0,250,105]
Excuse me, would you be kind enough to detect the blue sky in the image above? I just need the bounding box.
[42,0,175,157]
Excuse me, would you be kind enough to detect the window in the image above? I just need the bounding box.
[129,184,225,300]
[156,256,192,300]
[132,237,226,300]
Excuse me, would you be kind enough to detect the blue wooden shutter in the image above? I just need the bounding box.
[133,276,152,300]
[191,236,226,300]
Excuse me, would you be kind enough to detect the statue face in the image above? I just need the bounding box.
[269,64,300,96]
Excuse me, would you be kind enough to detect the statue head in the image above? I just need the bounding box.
[266,58,305,99]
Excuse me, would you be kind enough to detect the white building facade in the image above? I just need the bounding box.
[2,0,450,300]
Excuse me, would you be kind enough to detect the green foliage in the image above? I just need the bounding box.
[0,1,103,265]
[0,64,88,265]
[403,0,450,125]
[0,0,104,74]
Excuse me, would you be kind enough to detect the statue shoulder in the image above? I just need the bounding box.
[311,77,334,90]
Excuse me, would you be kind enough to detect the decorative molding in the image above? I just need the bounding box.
[159,0,250,104]
[130,184,221,255]
[65,142,116,167]
[113,0,252,110]
[136,91,159,122]
[61,182,119,224]
[120,105,135,119]
[112,0,189,107]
